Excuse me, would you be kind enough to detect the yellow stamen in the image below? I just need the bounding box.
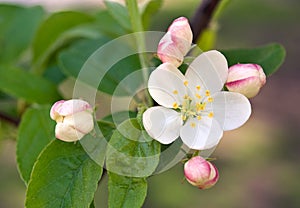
[205,90,210,96]
[196,102,206,111]
[173,102,179,109]
[208,97,214,102]
[195,93,202,99]
[208,112,214,118]
[184,80,188,86]
[197,115,202,120]
[196,85,201,90]
[173,90,178,95]
[190,122,196,128]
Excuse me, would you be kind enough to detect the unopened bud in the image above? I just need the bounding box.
[50,99,94,142]
[157,17,193,67]
[184,156,219,189]
[225,64,266,98]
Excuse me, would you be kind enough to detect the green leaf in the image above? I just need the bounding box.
[221,43,286,75]
[94,10,128,38]
[104,1,131,31]
[142,0,163,29]
[0,4,45,63]
[58,38,142,95]
[197,27,217,51]
[25,140,102,208]
[0,65,61,103]
[108,172,147,208]
[32,11,96,74]
[106,118,160,177]
[16,105,55,184]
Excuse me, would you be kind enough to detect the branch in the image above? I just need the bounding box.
[0,111,19,126]
[190,0,221,42]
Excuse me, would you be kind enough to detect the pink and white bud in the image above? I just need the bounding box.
[225,63,266,98]
[184,156,219,189]
[50,99,94,142]
[157,17,193,67]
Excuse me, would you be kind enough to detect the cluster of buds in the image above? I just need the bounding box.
[156,17,267,189]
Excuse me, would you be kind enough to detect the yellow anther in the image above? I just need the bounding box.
[196,102,206,111]
[208,97,214,102]
[173,102,179,109]
[190,122,196,128]
[208,112,214,118]
[173,90,178,95]
[205,90,210,96]
[197,115,202,120]
[196,85,201,91]
[195,93,202,99]
[181,115,187,121]
[184,80,189,86]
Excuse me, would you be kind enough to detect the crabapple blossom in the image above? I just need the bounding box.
[50,99,94,142]
[225,63,266,98]
[143,50,251,150]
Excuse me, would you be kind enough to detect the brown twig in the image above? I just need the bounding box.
[0,111,19,126]
[190,0,221,42]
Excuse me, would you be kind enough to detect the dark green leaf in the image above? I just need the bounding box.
[142,0,163,29]
[0,65,60,103]
[221,43,286,75]
[0,4,45,63]
[108,172,147,208]
[104,1,131,31]
[58,38,142,95]
[32,11,96,74]
[106,118,160,177]
[25,140,102,208]
[16,105,55,184]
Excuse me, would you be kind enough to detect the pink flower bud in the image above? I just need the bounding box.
[157,17,193,67]
[50,99,94,142]
[184,156,219,189]
[225,63,266,98]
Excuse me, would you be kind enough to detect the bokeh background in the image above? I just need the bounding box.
[0,0,299,207]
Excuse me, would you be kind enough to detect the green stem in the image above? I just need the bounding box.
[125,0,153,106]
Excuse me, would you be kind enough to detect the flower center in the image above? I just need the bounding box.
[172,81,214,124]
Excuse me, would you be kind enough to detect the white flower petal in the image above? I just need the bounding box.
[148,63,187,108]
[185,50,228,94]
[55,123,84,142]
[143,106,182,144]
[56,99,92,117]
[63,111,94,134]
[212,91,251,131]
[180,117,223,150]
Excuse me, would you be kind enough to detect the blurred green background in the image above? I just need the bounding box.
[0,0,299,207]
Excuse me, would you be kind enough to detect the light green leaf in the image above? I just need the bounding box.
[108,172,147,208]
[142,0,163,29]
[32,11,96,74]
[196,27,217,51]
[0,65,61,103]
[0,4,45,63]
[221,43,286,75]
[25,140,102,208]
[104,1,131,31]
[16,105,55,184]
[106,118,160,177]
[94,10,128,38]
